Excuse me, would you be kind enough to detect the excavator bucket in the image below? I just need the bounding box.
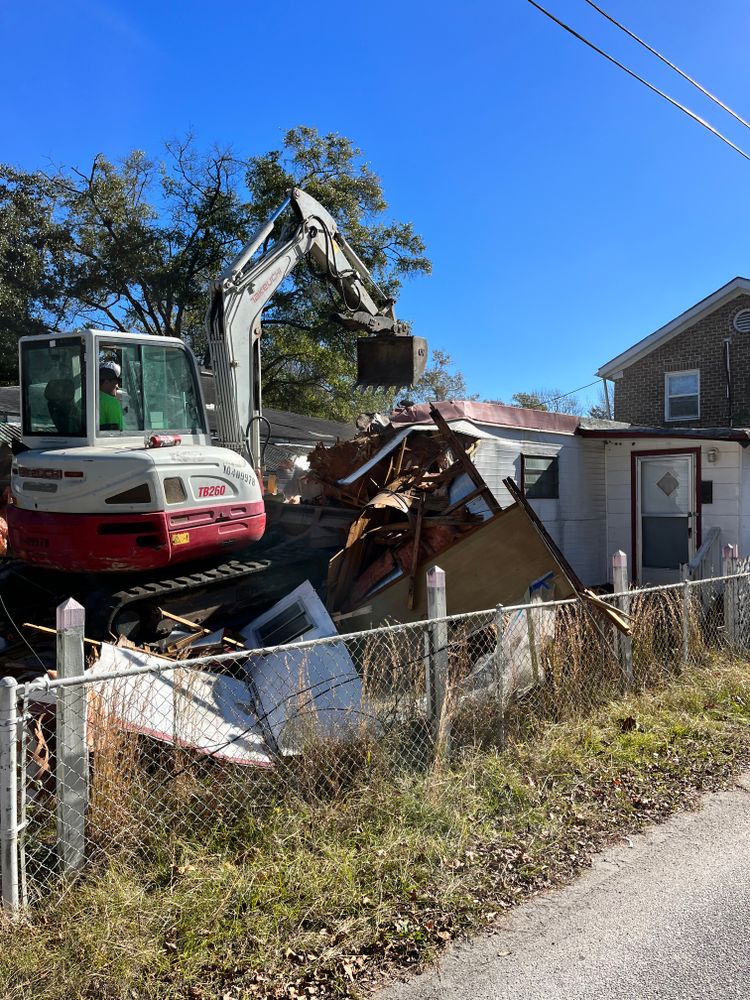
[356,334,428,387]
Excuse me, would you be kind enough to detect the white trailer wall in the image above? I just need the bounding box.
[469,427,607,587]
[603,437,744,584]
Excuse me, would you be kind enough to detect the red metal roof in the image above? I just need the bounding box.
[390,400,581,435]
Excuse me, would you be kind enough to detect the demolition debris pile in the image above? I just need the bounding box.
[0,403,629,680]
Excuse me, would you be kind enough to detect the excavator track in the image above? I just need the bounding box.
[0,535,333,646]
[87,557,273,639]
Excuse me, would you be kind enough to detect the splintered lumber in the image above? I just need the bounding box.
[407,492,425,610]
[502,477,632,635]
[156,608,246,649]
[429,405,501,514]
[23,622,101,647]
[336,503,577,630]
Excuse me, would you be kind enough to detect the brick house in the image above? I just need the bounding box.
[590,277,750,584]
[597,276,750,427]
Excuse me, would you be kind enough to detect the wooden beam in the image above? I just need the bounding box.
[156,608,246,648]
[429,406,502,514]
[407,493,425,610]
[443,485,486,515]
[23,622,101,648]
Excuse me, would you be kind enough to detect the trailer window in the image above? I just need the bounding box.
[522,455,559,499]
[98,343,205,436]
[21,339,86,437]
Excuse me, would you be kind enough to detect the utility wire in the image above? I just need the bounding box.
[539,379,599,406]
[527,0,750,164]
[0,593,46,670]
[583,0,750,134]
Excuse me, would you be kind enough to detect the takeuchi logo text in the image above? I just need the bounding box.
[251,268,283,303]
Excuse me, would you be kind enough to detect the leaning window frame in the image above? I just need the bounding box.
[664,369,700,422]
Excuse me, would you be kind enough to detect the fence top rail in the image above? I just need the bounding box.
[13,571,750,697]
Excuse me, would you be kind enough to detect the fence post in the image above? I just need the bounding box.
[494,604,507,746]
[426,567,449,750]
[681,566,691,669]
[722,544,738,651]
[56,598,88,873]
[0,676,19,913]
[526,594,542,685]
[612,551,633,688]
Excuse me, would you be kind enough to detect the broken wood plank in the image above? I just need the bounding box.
[156,608,246,648]
[502,477,632,635]
[429,405,502,514]
[407,493,425,611]
[23,622,101,647]
[394,435,408,478]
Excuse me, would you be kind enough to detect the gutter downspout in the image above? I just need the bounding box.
[724,338,733,427]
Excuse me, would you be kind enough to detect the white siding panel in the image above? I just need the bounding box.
[602,438,744,582]
[470,429,607,585]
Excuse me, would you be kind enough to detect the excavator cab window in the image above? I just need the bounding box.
[97,342,206,436]
[21,338,86,437]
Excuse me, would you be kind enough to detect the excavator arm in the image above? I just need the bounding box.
[206,187,427,466]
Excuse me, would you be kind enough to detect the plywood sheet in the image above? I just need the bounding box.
[339,503,576,631]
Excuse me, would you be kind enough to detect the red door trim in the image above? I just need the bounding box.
[629,447,702,585]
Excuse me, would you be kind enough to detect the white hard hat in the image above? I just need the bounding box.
[99,361,121,380]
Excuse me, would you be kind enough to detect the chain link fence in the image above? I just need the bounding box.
[2,570,749,912]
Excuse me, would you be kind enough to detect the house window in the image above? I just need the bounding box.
[665,370,699,421]
[522,455,559,499]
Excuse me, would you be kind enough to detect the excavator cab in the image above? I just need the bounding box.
[18,331,209,448]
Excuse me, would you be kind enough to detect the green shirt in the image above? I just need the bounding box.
[99,391,124,430]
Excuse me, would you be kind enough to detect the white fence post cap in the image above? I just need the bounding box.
[56,597,85,631]
[426,566,446,587]
[722,543,739,560]
[612,550,628,568]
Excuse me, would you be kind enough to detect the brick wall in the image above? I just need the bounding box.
[613,294,750,427]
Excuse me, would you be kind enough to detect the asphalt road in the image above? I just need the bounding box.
[377,774,750,1000]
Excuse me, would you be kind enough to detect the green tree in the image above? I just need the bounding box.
[407,349,476,403]
[511,391,548,411]
[0,128,431,418]
[0,169,66,384]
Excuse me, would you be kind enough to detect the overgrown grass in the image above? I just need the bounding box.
[2,654,750,1000]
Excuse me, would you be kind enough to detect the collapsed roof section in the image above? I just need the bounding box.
[294,404,630,635]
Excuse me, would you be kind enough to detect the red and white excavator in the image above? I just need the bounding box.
[5,188,427,638]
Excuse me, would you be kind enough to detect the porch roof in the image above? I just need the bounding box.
[577,425,750,443]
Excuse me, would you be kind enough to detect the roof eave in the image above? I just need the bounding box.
[578,426,750,443]
[597,276,750,378]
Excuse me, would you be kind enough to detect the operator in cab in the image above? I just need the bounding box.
[99,362,124,431]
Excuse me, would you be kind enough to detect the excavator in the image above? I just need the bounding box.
[4,188,427,640]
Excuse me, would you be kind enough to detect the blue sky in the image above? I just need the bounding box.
[3,0,750,410]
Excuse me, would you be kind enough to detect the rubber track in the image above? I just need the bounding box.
[91,557,272,636]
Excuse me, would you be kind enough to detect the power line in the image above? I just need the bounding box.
[0,593,46,671]
[583,0,750,134]
[540,379,599,405]
[526,0,750,164]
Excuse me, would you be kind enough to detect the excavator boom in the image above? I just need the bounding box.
[209,187,427,464]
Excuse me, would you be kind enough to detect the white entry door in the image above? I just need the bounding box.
[637,454,696,584]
